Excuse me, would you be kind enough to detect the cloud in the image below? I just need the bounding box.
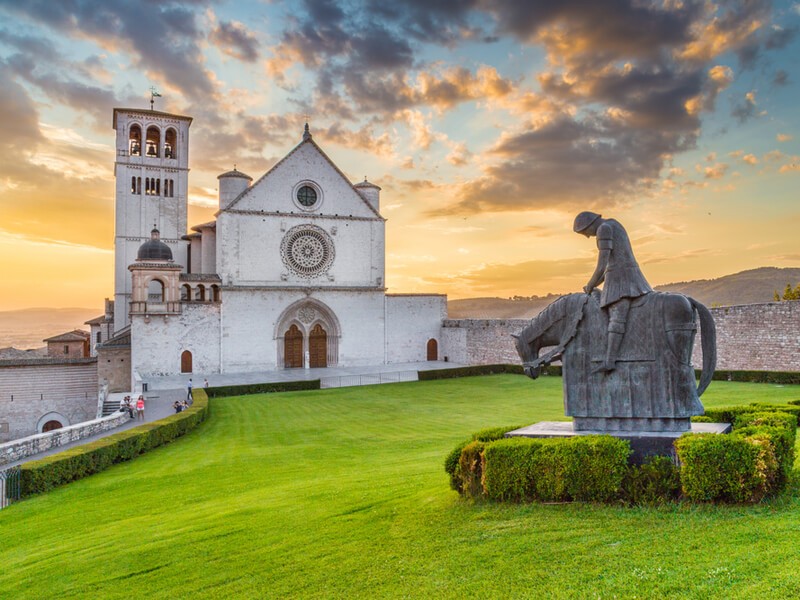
[731,90,759,123]
[773,69,789,86]
[777,133,793,142]
[209,20,260,63]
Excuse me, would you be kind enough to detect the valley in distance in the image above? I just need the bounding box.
[1,267,798,349]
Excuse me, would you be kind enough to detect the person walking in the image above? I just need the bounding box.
[187,379,193,404]
[136,395,145,421]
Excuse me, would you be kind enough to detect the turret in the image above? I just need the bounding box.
[218,168,252,210]
[354,178,381,212]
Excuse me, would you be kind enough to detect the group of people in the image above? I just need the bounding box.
[172,399,191,413]
[119,395,146,420]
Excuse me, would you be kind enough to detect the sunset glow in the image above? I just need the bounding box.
[0,0,798,311]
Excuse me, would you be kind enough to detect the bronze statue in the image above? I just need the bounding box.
[574,211,653,373]
[515,214,716,433]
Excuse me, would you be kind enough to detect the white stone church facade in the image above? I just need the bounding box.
[97,108,445,389]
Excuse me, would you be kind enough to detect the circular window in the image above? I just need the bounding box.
[296,185,318,207]
[280,225,335,277]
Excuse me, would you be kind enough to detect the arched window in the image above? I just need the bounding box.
[145,178,150,195]
[129,125,142,156]
[195,284,206,302]
[137,177,142,195]
[181,284,192,301]
[181,350,193,373]
[427,339,438,361]
[146,126,160,157]
[147,279,165,302]
[211,284,220,302]
[156,178,161,196]
[165,128,177,159]
[42,420,63,432]
[131,176,136,193]
[169,179,174,197]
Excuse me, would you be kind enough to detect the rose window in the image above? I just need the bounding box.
[281,225,335,277]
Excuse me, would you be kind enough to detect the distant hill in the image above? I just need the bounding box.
[447,267,800,318]
[0,307,101,349]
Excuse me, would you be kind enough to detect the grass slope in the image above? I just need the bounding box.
[2,375,800,599]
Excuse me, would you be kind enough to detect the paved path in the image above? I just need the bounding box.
[5,361,464,468]
[3,388,185,469]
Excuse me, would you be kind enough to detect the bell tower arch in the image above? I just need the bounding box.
[112,107,193,332]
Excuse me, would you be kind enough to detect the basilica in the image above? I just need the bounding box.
[92,107,446,391]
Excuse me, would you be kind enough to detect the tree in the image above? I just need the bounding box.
[775,282,800,301]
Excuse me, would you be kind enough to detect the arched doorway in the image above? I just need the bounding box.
[284,324,303,368]
[309,324,328,368]
[42,420,63,432]
[181,350,193,373]
[427,338,438,361]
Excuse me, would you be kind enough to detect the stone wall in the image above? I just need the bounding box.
[98,346,132,393]
[442,301,800,373]
[0,358,99,443]
[385,294,447,363]
[0,410,130,466]
[691,302,800,372]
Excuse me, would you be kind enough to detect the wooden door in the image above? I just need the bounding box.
[309,324,327,368]
[181,350,193,373]
[42,420,63,432]
[284,325,303,368]
[427,338,438,361]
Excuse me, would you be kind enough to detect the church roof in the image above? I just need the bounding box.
[43,329,90,343]
[220,126,384,220]
[84,314,109,325]
[98,326,131,349]
[137,228,173,262]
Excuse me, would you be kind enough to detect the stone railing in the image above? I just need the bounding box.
[0,411,131,467]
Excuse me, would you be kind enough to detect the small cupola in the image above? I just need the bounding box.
[354,177,381,212]
[137,227,173,262]
[217,166,253,210]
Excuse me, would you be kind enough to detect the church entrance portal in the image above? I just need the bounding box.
[284,324,304,368]
[427,338,438,361]
[309,324,328,368]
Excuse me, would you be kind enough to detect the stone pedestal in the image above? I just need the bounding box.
[506,421,732,464]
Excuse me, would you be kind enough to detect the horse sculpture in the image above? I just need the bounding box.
[514,291,716,432]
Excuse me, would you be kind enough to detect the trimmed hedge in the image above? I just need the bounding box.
[620,456,681,505]
[420,364,563,380]
[444,424,522,492]
[449,432,630,503]
[20,389,210,498]
[695,369,800,385]
[205,379,320,398]
[694,403,800,425]
[676,409,797,503]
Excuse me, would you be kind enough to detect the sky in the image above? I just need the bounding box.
[0,0,798,311]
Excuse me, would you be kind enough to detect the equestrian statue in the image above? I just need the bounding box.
[514,212,716,433]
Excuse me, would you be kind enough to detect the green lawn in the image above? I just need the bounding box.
[2,375,800,599]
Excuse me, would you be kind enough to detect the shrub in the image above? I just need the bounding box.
[444,425,523,493]
[620,456,681,505]
[698,369,800,385]
[675,433,767,503]
[20,389,210,497]
[458,441,487,499]
[469,435,629,503]
[205,380,319,398]
[700,404,800,426]
[482,438,543,501]
[419,364,523,380]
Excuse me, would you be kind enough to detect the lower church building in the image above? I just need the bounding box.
[91,109,446,391]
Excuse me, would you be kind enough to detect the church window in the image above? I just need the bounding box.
[63,345,69,355]
[297,185,317,207]
[137,177,142,195]
[129,125,142,156]
[131,176,136,193]
[165,128,177,159]
[156,178,161,196]
[145,178,150,195]
[280,225,335,277]
[96,332,102,344]
[195,285,206,301]
[181,284,191,301]
[169,179,174,197]
[145,126,160,157]
[211,285,220,302]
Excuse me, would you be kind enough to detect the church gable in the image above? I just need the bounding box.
[224,139,381,220]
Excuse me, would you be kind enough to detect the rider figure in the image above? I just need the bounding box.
[574,212,653,373]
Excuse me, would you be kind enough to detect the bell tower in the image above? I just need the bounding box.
[112,107,192,332]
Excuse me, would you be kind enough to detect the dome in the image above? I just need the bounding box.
[217,167,252,181]
[137,228,173,261]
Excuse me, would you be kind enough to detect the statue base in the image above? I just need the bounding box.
[573,417,691,432]
[506,421,732,464]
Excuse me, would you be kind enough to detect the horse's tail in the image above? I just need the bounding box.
[689,296,716,396]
